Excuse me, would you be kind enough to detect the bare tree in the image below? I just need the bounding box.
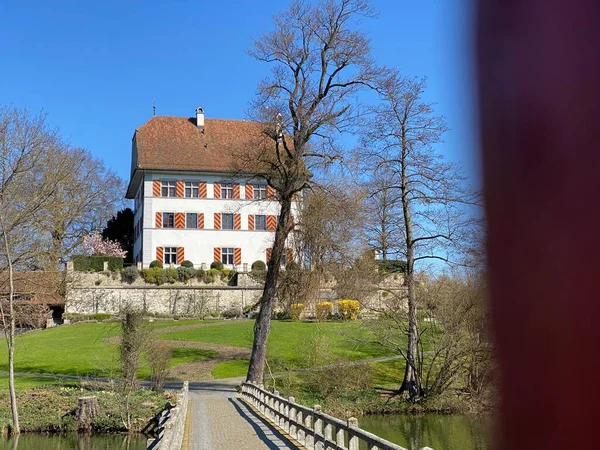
[244,0,384,383]
[0,106,73,434]
[360,74,479,400]
[37,147,127,269]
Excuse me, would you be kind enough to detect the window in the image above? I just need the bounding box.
[185,181,199,198]
[161,181,176,197]
[222,183,234,199]
[253,184,267,200]
[164,247,178,264]
[186,213,198,229]
[221,247,234,265]
[222,213,234,230]
[162,212,175,228]
[255,215,266,230]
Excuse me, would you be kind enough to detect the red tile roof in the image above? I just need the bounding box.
[133,116,268,173]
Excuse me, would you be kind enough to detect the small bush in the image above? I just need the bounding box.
[316,301,333,321]
[165,268,178,284]
[291,303,304,321]
[177,266,196,283]
[211,260,224,270]
[149,260,163,269]
[377,259,407,274]
[251,260,266,271]
[221,307,241,319]
[201,270,215,284]
[338,299,360,320]
[63,313,112,323]
[147,341,172,391]
[180,260,194,268]
[275,309,291,320]
[122,266,140,283]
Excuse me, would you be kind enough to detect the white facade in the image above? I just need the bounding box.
[132,171,298,269]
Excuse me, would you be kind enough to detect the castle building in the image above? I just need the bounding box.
[126,107,297,268]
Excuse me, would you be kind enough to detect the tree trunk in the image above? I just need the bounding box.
[246,195,292,383]
[398,129,422,400]
[0,212,20,434]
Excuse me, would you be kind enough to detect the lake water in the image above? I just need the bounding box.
[0,433,147,450]
[358,414,493,450]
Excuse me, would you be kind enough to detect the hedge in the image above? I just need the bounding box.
[72,255,123,272]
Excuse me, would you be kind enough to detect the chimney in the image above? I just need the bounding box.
[196,106,205,131]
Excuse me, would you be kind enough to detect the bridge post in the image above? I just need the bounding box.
[283,398,290,433]
[336,424,345,448]
[314,405,323,450]
[323,421,333,450]
[274,391,280,426]
[297,408,305,445]
[288,397,297,439]
[305,411,314,449]
[348,417,359,450]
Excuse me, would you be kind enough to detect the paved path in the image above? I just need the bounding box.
[183,378,298,450]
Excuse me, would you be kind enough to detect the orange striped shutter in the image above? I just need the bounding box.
[267,185,276,200]
[156,247,164,263]
[245,184,253,199]
[248,214,255,231]
[198,213,204,229]
[177,247,185,263]
[213,182,221,199]
[176,180,184,197]
[155,212,162,228]
[199,182,207,198]
[267,215,277,231]
[153,180,161,197]
[287,248,293,263]
[214,247,221,263]
[288,215,295,230]
[233,184,240,199]
[234,213,241,230]
[234,248,242,265]
[175,212,185,228]
[214,213,221,230]
[266,248,272,263]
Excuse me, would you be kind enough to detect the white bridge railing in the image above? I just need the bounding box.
[241,382,433,450]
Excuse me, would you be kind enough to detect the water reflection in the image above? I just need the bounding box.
[358,414,493,450]
[0,434,147,450]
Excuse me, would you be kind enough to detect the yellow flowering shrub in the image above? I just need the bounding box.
[316,301,333,321]
[291,303,304,321]
[338,299,360,321]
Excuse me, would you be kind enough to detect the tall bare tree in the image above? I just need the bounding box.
[0,106,74,433]
[244,0,384,383]
[360,73,479,400]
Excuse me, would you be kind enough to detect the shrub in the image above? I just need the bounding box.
[338,299,360,320]
[291,303,304,321]
[147,340,172,391]
[251,260,266,271]
[63,313,111,323]
[165,268,178,284]
[72,255,123,272]
[180,260,194,268]
[201,270,215,284]
[221,307,241,319]
[122,266,140,283]
[377,259,407,274]
[275,309,291,320]
[149,260,163,269]
[316,301,333,321]
[210,260,224,270]
[177,266,196,283]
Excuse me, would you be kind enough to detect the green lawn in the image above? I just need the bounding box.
[212,359,250,379]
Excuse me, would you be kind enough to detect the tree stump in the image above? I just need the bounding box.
[76,396,99,432]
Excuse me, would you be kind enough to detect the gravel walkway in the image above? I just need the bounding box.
[183,378,298,450]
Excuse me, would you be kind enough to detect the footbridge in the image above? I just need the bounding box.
[146,379,434,450]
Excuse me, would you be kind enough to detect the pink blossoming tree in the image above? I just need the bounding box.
[81,232,127,258]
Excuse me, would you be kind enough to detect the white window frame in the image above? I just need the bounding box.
[221,247,234,265]
[253,184,267,200]
[221,183,234,199]
[255,214,267,230]
[164,247,178,264]
[163,212,175,228]
[161,181,176,197]
[186,213,198,229]
[222,213,234,230]
[185,181,199,198]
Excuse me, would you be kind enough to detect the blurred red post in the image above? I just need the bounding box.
[477,1,600,449]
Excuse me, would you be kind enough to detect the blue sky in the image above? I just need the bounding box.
[0,0,479,186]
